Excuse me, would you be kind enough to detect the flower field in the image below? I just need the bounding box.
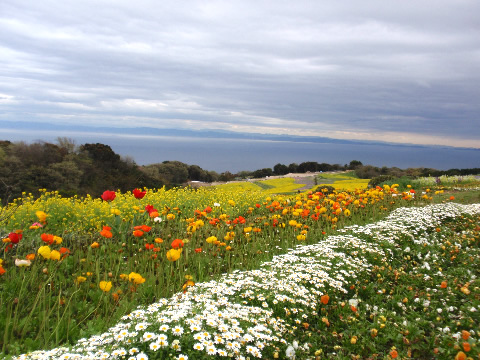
[1,178,479,359]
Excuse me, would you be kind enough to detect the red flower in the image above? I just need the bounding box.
[41,233,55,245]
[0,266,5,275]
[145,243,154,250]
[195,248,202,253]
[101,190,116,201]
[134,225,151,232]
[145,204,158,214]
[59,247,70,254]
[8,232,22,244]
[133,188,146,199]
[171,239,184,249]
[204,206,212,213]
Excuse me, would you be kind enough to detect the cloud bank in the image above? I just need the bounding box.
[1,0,479,147]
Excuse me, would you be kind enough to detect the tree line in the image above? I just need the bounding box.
[1,139,478,205]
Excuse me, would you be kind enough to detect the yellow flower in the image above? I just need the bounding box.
[128,272,146,285]
[166,213,176,220]
[76,276,87,283]
[38,245,52,259]
[91,242,100,249]
[166,248,182,262]
[110,208,121,215]
[99,281,112,292]
[344,209,351,216]
[50,250,61,261]
[206,236,217,244]
[297,234,306,241]
[36,211,47,223]
[54,236,62,245]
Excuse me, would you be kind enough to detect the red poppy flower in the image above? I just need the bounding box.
[132,188,146,199]
[204,206,212,213]
[145,243,154,250]
[101,190,116,201]
[41,233,55,245]
[145,204,158,214]
[8,232,22,244]
[0,266,5,275]
[171,239,184,249]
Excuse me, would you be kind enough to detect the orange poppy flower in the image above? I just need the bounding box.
[171,239,184,249]
[100,226,113,238]
[321,294,330,305]
[390,349,398,359]
[462,330,470,340]
[133,230,144,237]
[463,342,471,352]
[26,253,36,260]
[440,281,447,288]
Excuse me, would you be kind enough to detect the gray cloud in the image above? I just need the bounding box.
[1,0,479,147]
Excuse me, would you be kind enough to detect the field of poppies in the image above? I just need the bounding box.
[1,173,479,359]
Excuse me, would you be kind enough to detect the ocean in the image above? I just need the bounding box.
[2,129,478,173]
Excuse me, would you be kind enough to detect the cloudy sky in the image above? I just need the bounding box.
[1,0,479,148]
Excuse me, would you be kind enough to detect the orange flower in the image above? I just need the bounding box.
[171,239,184,249]
[182,279,195,293]
[390,349,398,359]
[320,294,330,305]
[440,281,447,288]
[155,238,164,244]
[462,330,470,340]
[450,196,455,201]
[145,243,154,250]
[455,351,467,360]
[91,242,100,248]
[100,226,113,238]
[26,253,36,260]
[133,230,144,237]
[0,266,5,275]
[462,342,471,352]
[195,248,202,253]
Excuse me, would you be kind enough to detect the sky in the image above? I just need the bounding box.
[1,0,479,152]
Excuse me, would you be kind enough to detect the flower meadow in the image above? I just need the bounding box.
[0,179,479,359]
